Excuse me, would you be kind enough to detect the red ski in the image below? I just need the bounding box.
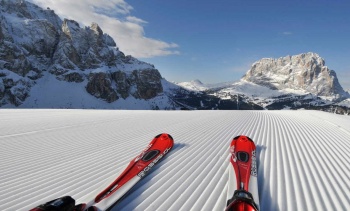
[226,135,259,211]
[30,133,174,211]
[90,133,174,210]
[94,133,173,204]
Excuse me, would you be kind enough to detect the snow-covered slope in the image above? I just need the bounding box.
[177,80,209,92]
[207,79,350,113]
[0,110,349,211]
[176,80,233,92]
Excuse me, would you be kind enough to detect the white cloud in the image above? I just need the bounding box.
[29,0,179,58]
[126,16,148,24]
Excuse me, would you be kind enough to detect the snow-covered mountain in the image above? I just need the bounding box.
[176,80,233,92]
[179,53,348,99]
[0,1,349,113]
[242,52,348,99]
[176,53,350,114]
[174,82,349,114]
[0,0,176,109]
[177,80,208,92]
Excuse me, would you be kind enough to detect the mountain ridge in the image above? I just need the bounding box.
[179,52,349,98]
[0,0,172,108]
[0,1,349,114]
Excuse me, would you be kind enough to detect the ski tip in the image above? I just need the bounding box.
[232,135,254,143]
[155,133,173,140]
[154,133,174,146]
[167,134,174,141]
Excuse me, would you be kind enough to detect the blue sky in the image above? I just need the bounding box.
[31,0,350,89]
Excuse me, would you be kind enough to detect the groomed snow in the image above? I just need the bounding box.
[0,109,349,211]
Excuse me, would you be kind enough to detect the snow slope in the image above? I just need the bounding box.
[0,109,349,211]
[176,80,234,92]
[1,72,174,110]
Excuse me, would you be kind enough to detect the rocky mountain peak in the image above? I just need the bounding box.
[90,22,103,36]
[0,0,164,107]
[243,52,347,98]
[62,19,80,38]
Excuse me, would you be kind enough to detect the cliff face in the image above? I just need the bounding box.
[0,0,163,107]
[86,69,163,103]
[242,52,348,98]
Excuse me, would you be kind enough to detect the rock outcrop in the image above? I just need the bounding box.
[242,52,348,98]
[86,68,163,102]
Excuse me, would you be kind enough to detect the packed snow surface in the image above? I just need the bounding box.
[0,109,349,211]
